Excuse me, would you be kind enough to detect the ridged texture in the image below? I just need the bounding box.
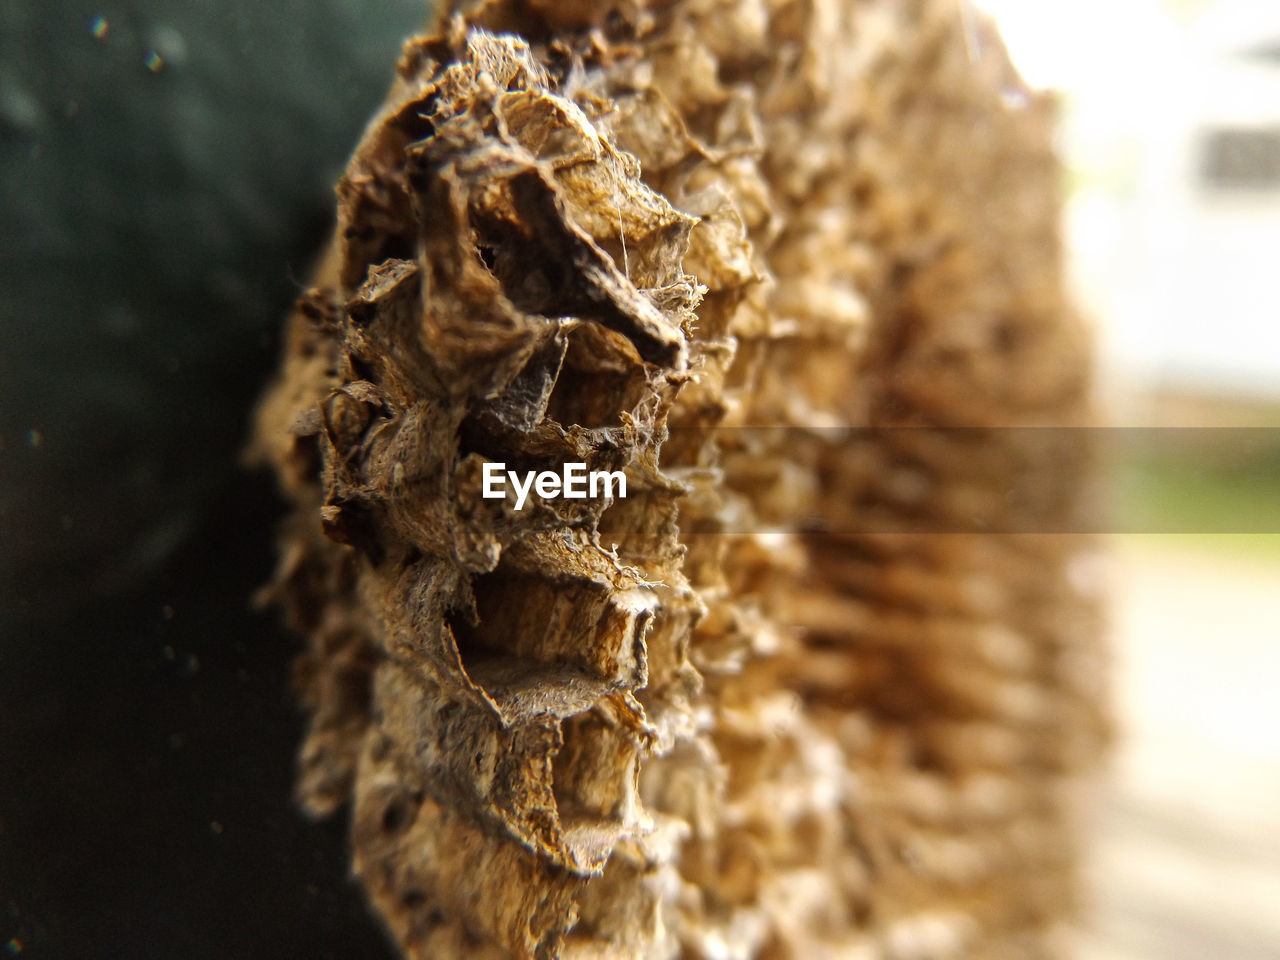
[252,1,1108,957]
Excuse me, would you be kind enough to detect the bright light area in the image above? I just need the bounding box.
[973,0,1280,407]
[972,0,1180,94]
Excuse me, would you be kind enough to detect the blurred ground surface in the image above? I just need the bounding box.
[1082,535,1280,959]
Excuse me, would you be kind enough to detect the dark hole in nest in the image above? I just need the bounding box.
[543,327,648,429]
[380,788,424,835]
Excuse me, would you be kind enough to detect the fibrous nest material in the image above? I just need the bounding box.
[251,1,1109,957]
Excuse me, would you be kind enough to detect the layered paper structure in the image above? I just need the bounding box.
[253,1,1108,956]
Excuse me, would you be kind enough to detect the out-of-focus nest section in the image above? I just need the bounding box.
[252,2,1107,958]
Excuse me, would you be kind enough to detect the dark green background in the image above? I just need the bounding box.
[1,2,425,956]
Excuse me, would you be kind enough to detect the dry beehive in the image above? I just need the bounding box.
[252,1,1109,957]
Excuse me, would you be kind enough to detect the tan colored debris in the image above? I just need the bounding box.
[252,1,1108,957]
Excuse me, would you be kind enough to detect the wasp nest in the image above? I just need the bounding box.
[253,1,1108,957]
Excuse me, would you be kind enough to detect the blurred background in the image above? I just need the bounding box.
[977,0,1280,955]
[1,0,1277,957]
